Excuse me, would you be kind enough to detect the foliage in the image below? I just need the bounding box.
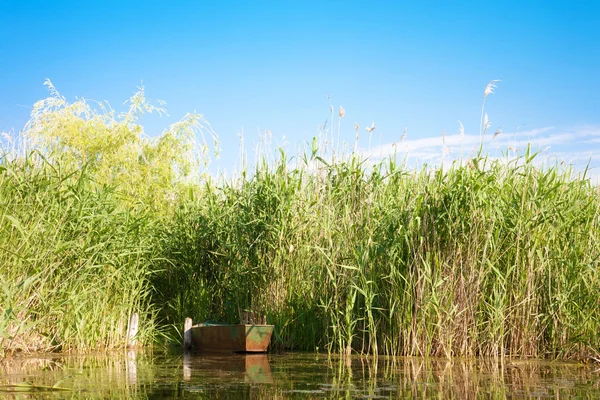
[2,82,600,360]
[23,79,219,211]
[0,152,158,351]
[162,148,600,358]
[0,82,218,352]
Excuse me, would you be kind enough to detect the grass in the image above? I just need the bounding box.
[0,151,159,352]
[1,81,600,359]
[160,147,600,359]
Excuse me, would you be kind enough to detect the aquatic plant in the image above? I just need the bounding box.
[2,80,600,360]
[0,82,218,352]
[159,140,600,359]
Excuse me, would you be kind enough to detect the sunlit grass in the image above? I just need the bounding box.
[161,146,600,359]
[0,151,160,352]
[2,81,599,360]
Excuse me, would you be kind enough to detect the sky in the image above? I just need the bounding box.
[1,0,599,176]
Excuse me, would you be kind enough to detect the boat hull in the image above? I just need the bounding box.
[190,324,274,353]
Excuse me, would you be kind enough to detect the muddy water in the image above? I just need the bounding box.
[1,351,599,399]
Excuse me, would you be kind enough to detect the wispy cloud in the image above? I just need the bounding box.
[357,125,600,181]
[362,125,600,160]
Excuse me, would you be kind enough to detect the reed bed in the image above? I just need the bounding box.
[160,149,600,359]
[2,81,600,359]
[0,151,159,353]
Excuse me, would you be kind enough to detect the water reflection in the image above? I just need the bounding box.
[183,353,273,384]
[1,351,599,398]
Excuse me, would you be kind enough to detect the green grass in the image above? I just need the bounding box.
[159,148,600,358]
[0,151,159,352]
[2,82,600,359]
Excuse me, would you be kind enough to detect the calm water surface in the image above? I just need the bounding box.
[1,351,599,399]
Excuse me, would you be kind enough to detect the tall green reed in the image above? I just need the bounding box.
[0,81,218,353]
[163,145,600,358]
[0,151,160,351]
[3,80,599,360]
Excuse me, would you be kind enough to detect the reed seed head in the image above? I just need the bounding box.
[1,131,11,142]
[483,114,491,132]
[365,121,376,133]
[484,80,500,99]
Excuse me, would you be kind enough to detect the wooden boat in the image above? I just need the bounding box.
[186,321,274,353]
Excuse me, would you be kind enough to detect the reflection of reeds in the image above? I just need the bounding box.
[0,351,157,399]
[321,356,600,400]
[2,352,599,399]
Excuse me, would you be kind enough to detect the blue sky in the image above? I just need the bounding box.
[1,1,599,175]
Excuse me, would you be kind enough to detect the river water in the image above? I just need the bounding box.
[1,351,599,398]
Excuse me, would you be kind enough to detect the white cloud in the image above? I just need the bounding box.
[354,125,600,181]
[361,125,600,158]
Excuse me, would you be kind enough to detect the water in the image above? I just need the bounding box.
[1,351,599,398]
